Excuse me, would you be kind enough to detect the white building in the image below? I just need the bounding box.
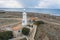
[22,9,27,26]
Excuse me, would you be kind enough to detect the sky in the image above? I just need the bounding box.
[0,0,60,9]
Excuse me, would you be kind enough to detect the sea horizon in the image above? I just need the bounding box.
[0,8,60,16]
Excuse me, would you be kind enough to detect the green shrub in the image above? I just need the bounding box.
[34,21,44,26]
[0,31,13,40]
[22,27,30,36]
[20,38,27,40]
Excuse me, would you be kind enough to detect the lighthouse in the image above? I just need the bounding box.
[22,9,27,26]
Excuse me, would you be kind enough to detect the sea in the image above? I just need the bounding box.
[0,8,60,16]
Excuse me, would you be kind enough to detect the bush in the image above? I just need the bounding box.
[22,27,30,36]
[0,31,13,40]
[34,21,44,26]
[20,38,27,40]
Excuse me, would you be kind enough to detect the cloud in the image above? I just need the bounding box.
[35,0,60,9]
[19,0,39,8]
[0,0,60,8]
[0,0,23,8]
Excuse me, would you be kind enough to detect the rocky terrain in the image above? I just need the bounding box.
[0,11,60,19]
[0,11,60,40]
[34,23,60,40]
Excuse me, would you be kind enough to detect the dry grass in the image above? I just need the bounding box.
[34,23,60,40]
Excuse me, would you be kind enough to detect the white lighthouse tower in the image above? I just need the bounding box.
[22,9,27,26]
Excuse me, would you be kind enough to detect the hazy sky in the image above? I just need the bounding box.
[0,0,60,9]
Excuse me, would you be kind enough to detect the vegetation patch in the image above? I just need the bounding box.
[0,31,13,40]
[33,21,45,26]
[20,38,27,40]
[22,27,30,36]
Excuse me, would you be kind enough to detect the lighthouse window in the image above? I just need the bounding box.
[23,20,25,23]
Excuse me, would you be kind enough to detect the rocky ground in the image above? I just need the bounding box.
[0,19,19,26]
[34,23,60,40]
[0,11,60,40]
